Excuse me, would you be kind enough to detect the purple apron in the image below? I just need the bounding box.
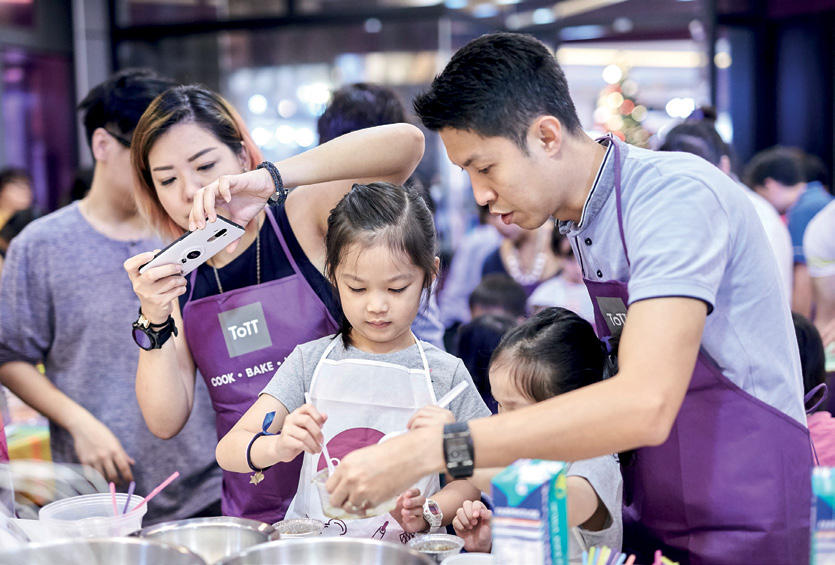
[183,207,339,523]
[579,139,812,564]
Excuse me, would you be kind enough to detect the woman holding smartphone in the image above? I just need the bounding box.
[123,85,424,524]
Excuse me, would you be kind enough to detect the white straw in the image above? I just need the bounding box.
[436,381,469,409]
[305,393,336,475]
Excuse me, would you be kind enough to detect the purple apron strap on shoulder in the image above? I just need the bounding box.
[595,135,630,266]
[805,384,825,465]
[805,383,828,414]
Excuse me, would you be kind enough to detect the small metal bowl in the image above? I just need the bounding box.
[272,518,324,538]
[135,516,276,564]
[408,533,465,564]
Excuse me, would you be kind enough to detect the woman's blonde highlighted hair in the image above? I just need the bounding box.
[131,85,263,241]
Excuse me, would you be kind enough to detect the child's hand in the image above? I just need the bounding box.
[272,404,327,462]
[392,487,428,533]
[452,500,492,553]
[407,405,455,430]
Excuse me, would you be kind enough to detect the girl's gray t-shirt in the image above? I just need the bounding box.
[261,335,491,422]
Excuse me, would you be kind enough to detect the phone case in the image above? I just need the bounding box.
[138,216,246,276]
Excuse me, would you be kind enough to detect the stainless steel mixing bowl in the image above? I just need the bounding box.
[135,516,276,564]
[217,537,434,565]
[0,537,206,565]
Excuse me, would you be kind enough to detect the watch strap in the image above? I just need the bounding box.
[133,310,178,350]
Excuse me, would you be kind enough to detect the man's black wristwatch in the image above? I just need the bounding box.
[443,422,474,478]
[132,309,178,350]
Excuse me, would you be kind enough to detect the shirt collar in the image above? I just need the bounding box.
[557,136,625,235]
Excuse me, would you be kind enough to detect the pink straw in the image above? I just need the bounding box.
[109,482,118,516]
[130,472,179,512]
[653,550,663,565]
[624,556,636,565]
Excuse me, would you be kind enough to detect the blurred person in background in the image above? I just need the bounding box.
[481,222,561,297]
[746,146,833,317]
[527,230,594,321]
[658,121,793,303]
[802,151,831,195]
[453,314,516,414]
[438,204,503,334]
[467,273,528,322]
[317,82,444,349]
[0,168,39,269]
[0,69,224,524]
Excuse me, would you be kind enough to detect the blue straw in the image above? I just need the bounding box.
[582,550,589,565]
[614,553,627,565]
[122,481,136,515]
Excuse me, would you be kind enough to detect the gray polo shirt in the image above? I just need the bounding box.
[559,138,805,424]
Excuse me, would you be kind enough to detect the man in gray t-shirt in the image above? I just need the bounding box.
[0,70,222,523]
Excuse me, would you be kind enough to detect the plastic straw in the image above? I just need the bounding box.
[614,553,627,565]
[588,547,596,565]
[624,556,636,565]
[653,550,663,565]
[109,482,118,517]
[582,551,589,565]
[305,393,335,475]
[130,471,179,512]
[436,381,468,409]
[122,481,135,514]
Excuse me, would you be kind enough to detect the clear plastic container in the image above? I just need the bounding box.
[272,518,324,538]
[408,533,465,564]
[38,493,146,539]
[312,469,397,520]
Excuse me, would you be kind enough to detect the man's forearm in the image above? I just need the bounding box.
[0,361,92,432]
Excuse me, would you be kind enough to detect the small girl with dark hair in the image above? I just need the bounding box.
[450,307,623,559]
[217,182,490,542]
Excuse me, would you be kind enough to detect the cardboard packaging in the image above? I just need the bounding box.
[491,459,569,565]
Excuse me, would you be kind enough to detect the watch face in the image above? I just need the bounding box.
[446,437,471,463]
[427,502,441,517]
[132,326,153,350]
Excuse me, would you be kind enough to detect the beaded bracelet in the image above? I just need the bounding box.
[256,161,288,206]
[247,411,278,485]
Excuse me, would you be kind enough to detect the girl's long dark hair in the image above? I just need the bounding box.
[324,182,437,347]
[490,307,633,465]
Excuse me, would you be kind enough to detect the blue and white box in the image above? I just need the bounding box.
[491,459,569,565]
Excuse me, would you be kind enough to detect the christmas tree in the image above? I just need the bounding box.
[593,64,651,148]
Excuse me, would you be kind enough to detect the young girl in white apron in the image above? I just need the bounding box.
[216,182,491,542]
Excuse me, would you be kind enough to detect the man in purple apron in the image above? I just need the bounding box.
[325,32,812,564]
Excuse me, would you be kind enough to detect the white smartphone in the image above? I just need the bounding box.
[139,216,246,276]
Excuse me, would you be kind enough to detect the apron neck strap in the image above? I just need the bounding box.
[594,135,629,266]
[805,383,828,414]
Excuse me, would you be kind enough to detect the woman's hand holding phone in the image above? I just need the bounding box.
[124,252,187,325]
[190,168,273,245]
